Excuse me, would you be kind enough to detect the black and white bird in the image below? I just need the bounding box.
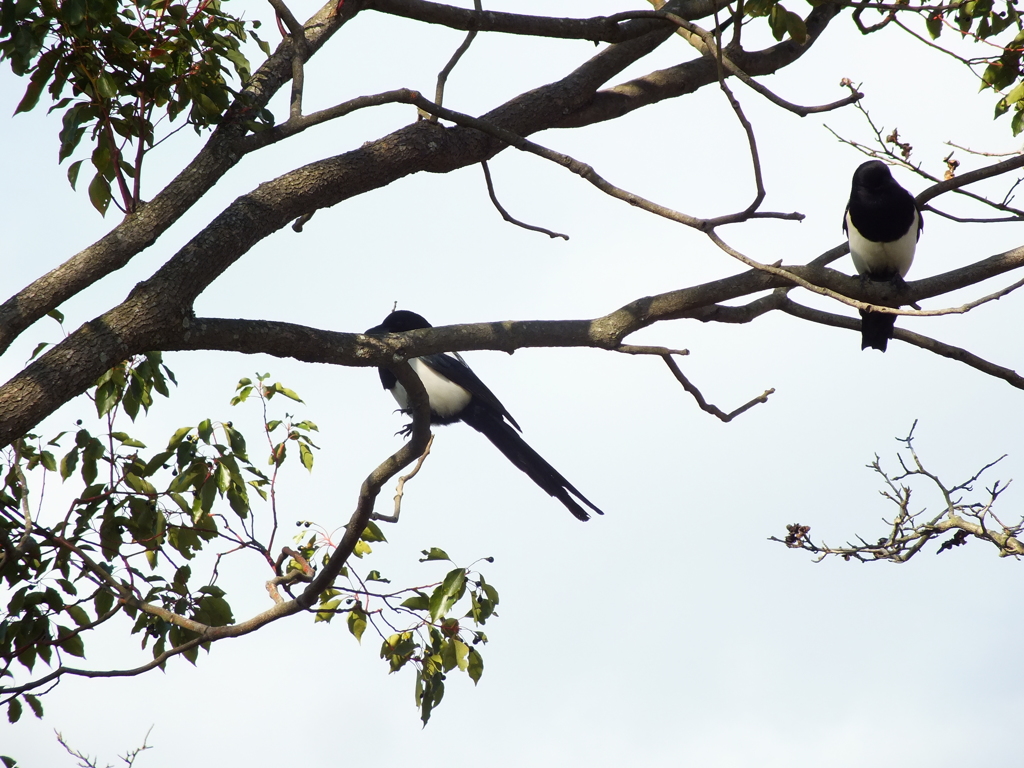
[365,310,604,522]
[843,160,923,352]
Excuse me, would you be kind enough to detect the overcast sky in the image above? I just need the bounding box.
[3,1,1023,766]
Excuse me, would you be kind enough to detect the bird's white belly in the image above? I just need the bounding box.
[847,212,918,278]
[391,357,472,417]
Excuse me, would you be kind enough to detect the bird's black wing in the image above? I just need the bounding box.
[419,352,522,432]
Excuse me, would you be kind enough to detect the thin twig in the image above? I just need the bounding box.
[409,92,804,231]
[374,434,435,524]
[661,355,774,422]
[945,141,1022,158]
[609,9,863,118]
[432,0,481,119]
[616,344,690,357]
[268,0,309,119]
[778,298,1024,390]
[480,161,569,239]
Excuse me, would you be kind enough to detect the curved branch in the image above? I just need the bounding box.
[360,0,728,40]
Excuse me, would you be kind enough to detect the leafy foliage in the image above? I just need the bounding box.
[1,361,497,731]
[919,0,1024,133]
[0,0,271,214]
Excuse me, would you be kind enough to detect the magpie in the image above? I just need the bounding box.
[843,160,923,352]
[365,310,603,522]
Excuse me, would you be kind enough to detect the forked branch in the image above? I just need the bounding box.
[771,425,1022,562]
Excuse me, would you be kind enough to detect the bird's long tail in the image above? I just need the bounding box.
[461,406,603,521]
[860,309,897,352]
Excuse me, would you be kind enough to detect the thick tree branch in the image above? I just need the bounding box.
[5,237,1024,450]
[359,0,728,40]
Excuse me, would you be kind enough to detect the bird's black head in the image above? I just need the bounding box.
[851,160,895,192]
[365,310,432,335]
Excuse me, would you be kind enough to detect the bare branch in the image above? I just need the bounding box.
[773,431,1023,562]
[778,298,1024,390]
[616,344,690,357]
[362,0,724,41]
[480,161,569,240]
[432,0,481,116]
[374,434,435,524]
[661,354,775,421]
[409,92,804,230]
[827,101,1024,218]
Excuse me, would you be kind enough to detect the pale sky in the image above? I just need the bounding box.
[3,2,1023,766]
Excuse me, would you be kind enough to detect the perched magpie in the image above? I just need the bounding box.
[365,310,603,522]
[843,160,923,352]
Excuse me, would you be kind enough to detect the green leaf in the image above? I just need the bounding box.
[67,159,85,190]
[66,604,91,627]
[199,475,218,516]
[226,483,249,518]
[400,593,430,611]
[28,341,49,361]
[272,383,304,402]
[47,309,65,324]
[420,547,451,562]
[454,638,470,671]
[467,646,483,684]
[39,451,56,472]
[194,595,234,627]
[481,582,499,604]
[23,694,43,720]
[214,462,231,493]
[315,597,343,623]
[353,539,372,558]
[980,61,1015,92]
[1012,108,1024,135]
[298,442,314,472]
[96,72,118,100]
[124,473,157,496]
[224,424,247,459]
[7,698,22,724]
[111,432,147,448]
[58,627,85,658]
[15,49,58,115]
[785,10,807,44]
[429,568,466,622]
[1,756,17,768]
[347,604,367,642]
[142,449,174,477]
[88,173,112,216]
[926,13,943,38]
[95,588,115,617]
[768,4,789,41]
[167,426,193,449]
[63,0,85,25]
[361,521,387,542]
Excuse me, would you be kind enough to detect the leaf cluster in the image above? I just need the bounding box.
[921,0,1024,133]
[1,0,270,213]
[2,358,499,731]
